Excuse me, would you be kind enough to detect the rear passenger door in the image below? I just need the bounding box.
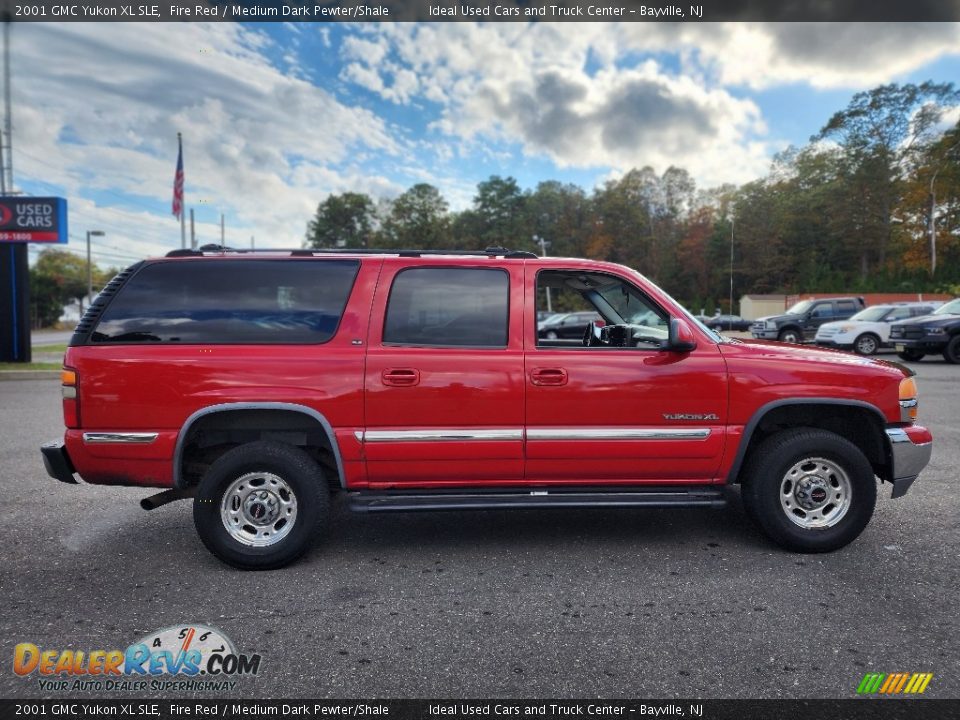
[362,260,526,488]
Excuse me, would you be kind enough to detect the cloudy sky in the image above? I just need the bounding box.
[11,21,960,268]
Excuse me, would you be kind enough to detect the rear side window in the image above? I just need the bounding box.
[92,259,359,344]
[383,267,509,347]
[837,300,858,315]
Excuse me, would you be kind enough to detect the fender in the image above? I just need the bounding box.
[173,402,347,489]
[725,397,889,484]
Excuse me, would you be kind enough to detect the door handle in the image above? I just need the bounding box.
[382,368,420,387]
[530,367,567,386]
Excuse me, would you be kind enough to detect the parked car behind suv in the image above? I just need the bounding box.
[815,303,937,356]
[41,248,932,569]
[706,314,752,332]
[751,297,865,344]
[889,298,960,363]
[537,310,602,342]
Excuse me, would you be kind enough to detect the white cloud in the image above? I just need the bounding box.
[12,22,403,257]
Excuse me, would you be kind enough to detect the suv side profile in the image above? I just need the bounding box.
[751,297,865,344]
[815,303,937,356]
[41,248,932,569]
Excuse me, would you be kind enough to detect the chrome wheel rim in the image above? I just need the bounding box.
[780,456,851,529]
[220,471,298,547]
[781,332,799,343]
[856,335,877,355]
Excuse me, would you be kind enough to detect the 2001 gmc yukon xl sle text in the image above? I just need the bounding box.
[41,247,933,569]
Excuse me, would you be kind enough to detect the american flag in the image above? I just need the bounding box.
[172,135,184,219]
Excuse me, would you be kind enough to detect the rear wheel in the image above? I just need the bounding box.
[897,349,925,362]
[778,328,802,344]
[853,333,880,356]
[942,335,960,364]
[193,440,329,570]
[741,429,876,553]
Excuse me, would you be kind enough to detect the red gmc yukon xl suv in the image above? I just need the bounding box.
[41,246,933,569]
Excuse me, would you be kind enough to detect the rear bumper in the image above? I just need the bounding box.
[41,440,78,484]
[885,426,932,498]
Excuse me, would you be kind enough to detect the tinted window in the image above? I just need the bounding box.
[93,259,359,344]
[887,307,912,321]
[811,304,833,318]
[837,301,858,314]
[384,267,509,347]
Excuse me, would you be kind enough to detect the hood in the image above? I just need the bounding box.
[724,337,910,375]
[892,313,959,328]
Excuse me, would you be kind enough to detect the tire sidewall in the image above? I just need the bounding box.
[743,430,877,553]
[194,441,328,570]
[854,333,879,356]
[943,335,960,364]
[778,328,801,344]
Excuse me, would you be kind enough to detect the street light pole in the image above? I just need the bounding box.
[728,215,735,330]
[86,230,104,304]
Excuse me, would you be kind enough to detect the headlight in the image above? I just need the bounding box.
[899,377,918,422]
[836,325,854,333]
[926,327,945,335]
[765,320,776,329]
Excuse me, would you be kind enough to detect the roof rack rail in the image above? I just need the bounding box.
[165,246,539,259]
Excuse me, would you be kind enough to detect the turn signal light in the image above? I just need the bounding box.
[899,377,918,423]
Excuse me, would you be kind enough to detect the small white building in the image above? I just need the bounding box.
[739,294,788,320]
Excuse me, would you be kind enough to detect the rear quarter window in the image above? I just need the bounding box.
[91,259,360,344]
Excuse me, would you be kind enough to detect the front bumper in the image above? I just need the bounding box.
[41,440,78,484]
[751,329,778,339]
[891,338,946,352]
[885,426,932,498]
[815,339,853,350]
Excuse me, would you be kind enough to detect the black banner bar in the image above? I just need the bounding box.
[6,0,960,23]
[1,699,958,720]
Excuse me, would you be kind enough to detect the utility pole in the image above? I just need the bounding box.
[220,213,225,246]
[729,215,735,327]
[86,230,105,307]
[190,208,196,250]
[534,234,552,312]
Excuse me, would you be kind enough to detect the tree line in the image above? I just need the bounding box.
[306,82,960,313]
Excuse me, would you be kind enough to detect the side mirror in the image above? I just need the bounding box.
[664,318,697,352]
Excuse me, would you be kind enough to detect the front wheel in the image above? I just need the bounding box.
[897,349,925,362]
[193,440,330,570]
[778,328,802,344]
[741,429,876,553]
[942,335,960,364]
[853,333,880,356]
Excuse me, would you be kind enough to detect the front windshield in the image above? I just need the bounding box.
[934,299,960,315]
[849,307,888,322]
[785,300,814,314]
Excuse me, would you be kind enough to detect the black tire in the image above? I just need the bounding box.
[853,333,880,356]
[897,349,925,362]
[741,428,876,553]
[778,327,802,344]
[942,335,960,364]
[193,440,330,570]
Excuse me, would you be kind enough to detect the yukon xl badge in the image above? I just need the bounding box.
[663,413,719,421]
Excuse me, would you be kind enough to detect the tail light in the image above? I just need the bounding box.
[899,377,918,423]
[61,367,79,428]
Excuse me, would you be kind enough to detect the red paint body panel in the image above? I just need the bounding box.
[57,254,920,492]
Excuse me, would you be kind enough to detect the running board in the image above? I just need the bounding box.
[349,487,726,513]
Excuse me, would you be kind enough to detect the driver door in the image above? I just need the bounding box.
[523,264,728,484]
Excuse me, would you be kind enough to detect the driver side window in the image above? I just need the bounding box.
[535,270,667,349]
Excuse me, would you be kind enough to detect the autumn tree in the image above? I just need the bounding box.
[306,192,377,248]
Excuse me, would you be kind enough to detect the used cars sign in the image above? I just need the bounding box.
[0,197,68,243]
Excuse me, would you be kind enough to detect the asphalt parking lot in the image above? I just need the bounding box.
[0,360,957,700]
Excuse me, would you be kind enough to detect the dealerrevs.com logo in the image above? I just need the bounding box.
[13,624,262,693]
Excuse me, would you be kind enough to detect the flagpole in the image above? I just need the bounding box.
[178,132,186,249]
